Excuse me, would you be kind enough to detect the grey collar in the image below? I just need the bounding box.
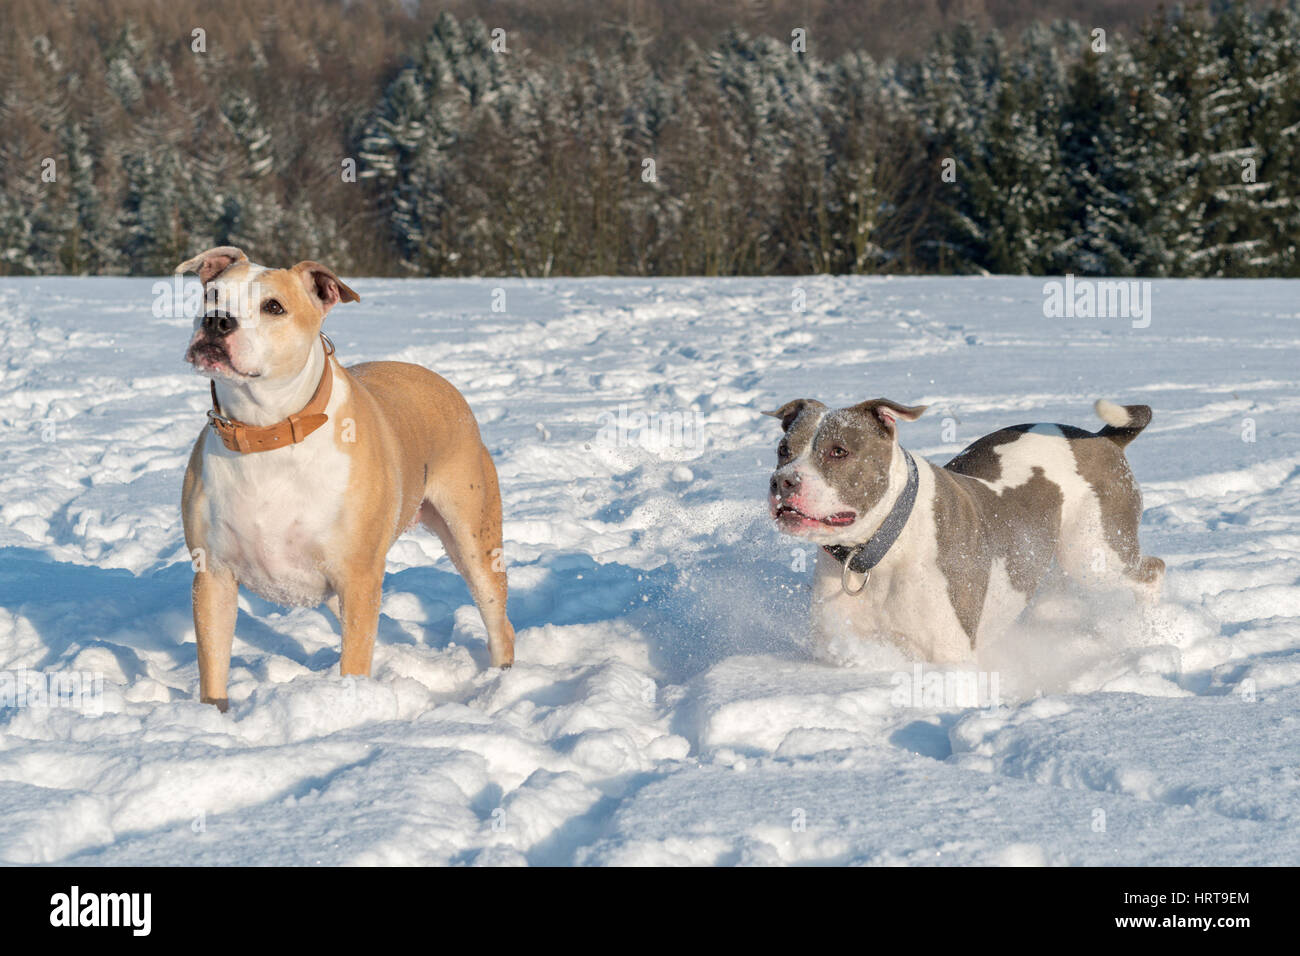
[822,448,919,579]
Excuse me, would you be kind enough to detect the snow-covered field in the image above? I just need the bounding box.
[0,274,1297,866]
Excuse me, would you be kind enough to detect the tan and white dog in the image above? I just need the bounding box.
[766,397,1164,663]
[178,246,515,711]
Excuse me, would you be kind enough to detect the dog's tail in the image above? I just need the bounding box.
[1093,399,1152,448]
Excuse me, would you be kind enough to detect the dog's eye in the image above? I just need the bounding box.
[827,445,850,459]
[777,440,790,459]
[262,299,285,315]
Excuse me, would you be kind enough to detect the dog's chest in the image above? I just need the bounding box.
[812,535,974,664]
[201,428,352,607]
[809,465,983,664]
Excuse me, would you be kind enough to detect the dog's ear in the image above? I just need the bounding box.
[174,246,248,284]
[762,399,825,432]
[849,398,928,437]
[292,260,360,312]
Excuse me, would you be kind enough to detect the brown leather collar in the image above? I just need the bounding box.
[207,334,336,454]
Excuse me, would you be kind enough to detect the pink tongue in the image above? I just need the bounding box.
[824,512,856,526]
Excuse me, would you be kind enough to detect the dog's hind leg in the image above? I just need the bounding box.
[1055,466,1163,603]
[1126,554,1165,603]
[1090,401,1165,601]
[1098,487,1165,605]
[421,444,516,667]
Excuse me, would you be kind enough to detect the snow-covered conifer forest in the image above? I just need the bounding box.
[3,0,1297,278]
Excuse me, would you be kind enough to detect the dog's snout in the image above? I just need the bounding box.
[773,471,801,496]
[202,311,238,336]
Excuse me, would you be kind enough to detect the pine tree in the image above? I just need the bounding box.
[119,133,187,275]
[59,121,110,274]
[1251,3,1300,275]
[357,12,519,274]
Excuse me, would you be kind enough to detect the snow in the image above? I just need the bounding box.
[0,274,1298,865]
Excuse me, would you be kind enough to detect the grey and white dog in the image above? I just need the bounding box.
[766,397,1164,662]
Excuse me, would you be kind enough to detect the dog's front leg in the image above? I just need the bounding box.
[337,567,384,677]
[193,567,238,712]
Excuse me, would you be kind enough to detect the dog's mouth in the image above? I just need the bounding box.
[186,340,257,378]
[773,503,857,527]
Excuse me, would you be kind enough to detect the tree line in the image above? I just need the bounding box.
[1,0,1295,278]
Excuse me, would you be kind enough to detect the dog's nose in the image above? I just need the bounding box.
[773,472,800,495]
[202,311,238,336]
